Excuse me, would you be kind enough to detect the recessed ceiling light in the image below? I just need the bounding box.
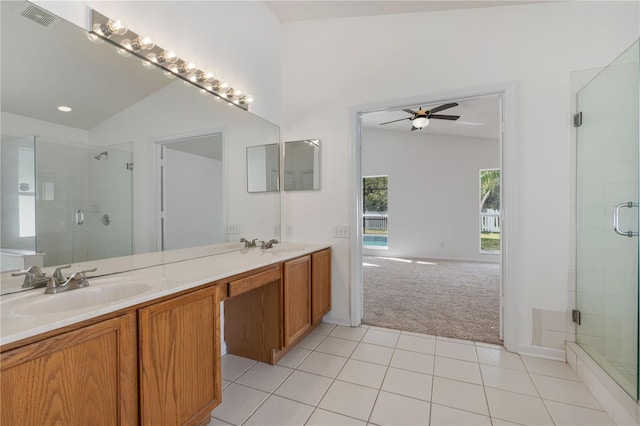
[57,105,72,112]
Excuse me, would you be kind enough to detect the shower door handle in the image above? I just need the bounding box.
[75,209,85,225]
[613,202,638,237]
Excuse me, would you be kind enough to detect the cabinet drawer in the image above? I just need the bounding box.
[228,266,281,297]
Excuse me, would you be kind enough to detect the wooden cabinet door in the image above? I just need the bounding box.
[283,255,312,346]
[139,285,221,426]
[312,248,332,324]
[1,313,138,426]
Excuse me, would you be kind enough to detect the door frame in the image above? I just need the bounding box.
[350,81,520,351]
[152,129,227,252]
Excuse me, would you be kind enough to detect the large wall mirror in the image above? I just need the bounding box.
[0,1,280,294]
[283,139,321,191]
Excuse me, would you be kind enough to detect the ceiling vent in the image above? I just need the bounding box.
[20,4,58,28]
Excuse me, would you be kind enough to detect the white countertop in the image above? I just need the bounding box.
[0,242,330,347]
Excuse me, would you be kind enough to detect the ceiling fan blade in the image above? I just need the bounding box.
[428,102,459,114]
[380,117,411,125]
[402,108,417,115]
[429,114,460,121]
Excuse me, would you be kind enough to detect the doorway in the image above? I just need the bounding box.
[158,134,224,251]
[355,93,505,344]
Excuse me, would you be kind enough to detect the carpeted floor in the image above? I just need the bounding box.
[363,256,502,344]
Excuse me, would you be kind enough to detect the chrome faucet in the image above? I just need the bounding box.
[240,238,259,248]
[260,239,279,249]
[45,268,97,294]
[11,265,48,289]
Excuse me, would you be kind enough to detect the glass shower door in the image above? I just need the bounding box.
[576,40,639,398]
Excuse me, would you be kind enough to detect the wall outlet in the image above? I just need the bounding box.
[274,225,281,237]
[333,225,350,238]
[286,225,294,237]
[228,224,241,234]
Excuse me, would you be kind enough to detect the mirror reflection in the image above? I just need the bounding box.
[1,1,280,294]
[247,144,280,193]
[283,139,321,191]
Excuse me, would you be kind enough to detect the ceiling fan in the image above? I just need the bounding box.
[380,102,460,131]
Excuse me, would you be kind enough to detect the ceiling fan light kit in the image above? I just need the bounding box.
[380,102,461,131]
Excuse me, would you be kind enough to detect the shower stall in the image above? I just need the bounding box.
[0,135,132,268]
[575,39,640,399]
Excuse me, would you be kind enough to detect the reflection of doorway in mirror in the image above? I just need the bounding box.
[160,134,224,251]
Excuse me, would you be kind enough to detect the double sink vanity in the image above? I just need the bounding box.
[0,243,331,425]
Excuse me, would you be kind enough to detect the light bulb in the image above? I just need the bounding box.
[188,73,198,83]
[246,95,254,103]
[204,72,215,81]
[161,50,178,63]
[96,19,127,37]
[220,82,229,89]
[147,53,158,63]
[134,36,155,50]
[120,39,133,51]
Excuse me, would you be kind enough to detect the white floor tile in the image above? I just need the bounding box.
[531,373,603,409]
[475,341,505,350]
[479,364,538,396]
[208,417,233,426]
[475,347,526,371]
[367,325,401,334]
[431,376,489,416]
[318,380,378,421]
[221,354,257,381]
[277,347,311,369]
[437,336,476,345]
[296,332,326,350]
[329,325,368,341]
[436,340,478,362]
[211,383,269,425]
[381,366,432,401]
[361,329,400,348]
[235,362,293,393]
[369,391,430,425]
[315,336,358,357]
[390,349,435,374]
[490,418,521,425]
[337,359,387,389]
[544,400,614,425]
[305,408,366,426]
[274,370,333,406]
[297,351,348,378]
[221,379,232,390]
[401,330,437,339]
[521,355,579,381]
[311,322,337,336]
[396,334,436,354]
[351,342,395,365]
[244,395,313,426]
[485,387,553,425]
[434,356,482,385]
[430,403,492,426]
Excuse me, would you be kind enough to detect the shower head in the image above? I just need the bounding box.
[94,151,108,160]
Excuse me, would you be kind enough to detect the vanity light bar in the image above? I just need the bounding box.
[89,9,253,110]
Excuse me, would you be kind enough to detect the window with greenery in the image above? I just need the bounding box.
[363,176,388,248]
[480,169,500,252]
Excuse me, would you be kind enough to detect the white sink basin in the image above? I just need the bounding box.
[3,277,155,316]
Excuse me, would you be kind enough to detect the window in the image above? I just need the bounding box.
[480,169,500,252]
[363,176,388,248]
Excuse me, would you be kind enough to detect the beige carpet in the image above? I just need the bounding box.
[363,256,502,344]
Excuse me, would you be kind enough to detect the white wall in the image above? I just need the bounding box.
[281,2,640,347]
[362,127,499,262]
[164,148,224,250]
[34,0,283,125]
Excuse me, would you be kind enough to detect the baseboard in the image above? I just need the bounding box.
[567,342,639,425]
[322,313,351,327]
[517,344,566,361]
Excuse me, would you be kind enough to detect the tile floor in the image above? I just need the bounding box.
[209,323,614,426]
